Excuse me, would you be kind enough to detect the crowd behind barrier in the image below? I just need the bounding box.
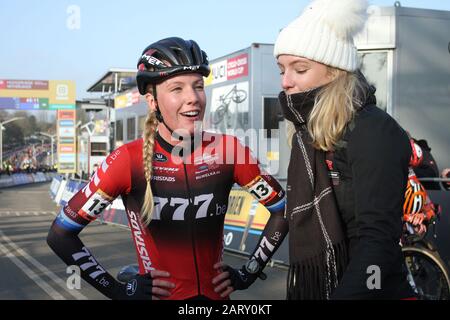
[0,170,58,189]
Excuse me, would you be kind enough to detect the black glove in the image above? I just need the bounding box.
[224,259,266,291]
[113,273,153,300]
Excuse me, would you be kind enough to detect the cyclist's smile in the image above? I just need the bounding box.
[180,109,202,120]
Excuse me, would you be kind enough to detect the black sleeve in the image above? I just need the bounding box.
[331,111,411,299]
[46,221,123,299]
[248,209,289,272]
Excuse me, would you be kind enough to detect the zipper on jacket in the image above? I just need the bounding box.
[183,162,201,296]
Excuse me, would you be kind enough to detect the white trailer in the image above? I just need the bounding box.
[355,3,450,170]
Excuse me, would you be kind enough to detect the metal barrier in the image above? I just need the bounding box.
[0,172,58,189]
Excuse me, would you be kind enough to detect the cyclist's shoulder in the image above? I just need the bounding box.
[116,138,143,158]
[104,139,142,168]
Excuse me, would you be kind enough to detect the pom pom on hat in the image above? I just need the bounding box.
[274,0,369,71]
[321,0,368,38]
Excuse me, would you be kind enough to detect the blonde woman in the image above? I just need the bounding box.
[47,37,288,300]
[274,0,415,299]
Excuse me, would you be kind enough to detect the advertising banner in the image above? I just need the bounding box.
[205,53,249,86]
[57,109,76,174]
[0,79,76,110]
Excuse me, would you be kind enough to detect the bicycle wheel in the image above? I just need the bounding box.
[212,105,227,125]
[402,246,450,300]
[231,90,247,104]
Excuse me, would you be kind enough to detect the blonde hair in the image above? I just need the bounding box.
[286,68,367,152]
[140,86,159,226]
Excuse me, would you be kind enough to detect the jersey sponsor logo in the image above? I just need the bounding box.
[152,193,217,220]
[194,153,219,165]
[154,166,179,172]
[151,176,176,182]
[245,175,277,205]
[154,153,168,163]
[253,236,276,263]
[195,170,221,180]
[78,190,112,221]
[63,204,78,219]
[128,210,153,273]
[106,148,121,166]
[72,247,107,280]
[195,164,209,174]
[126,279,138,296]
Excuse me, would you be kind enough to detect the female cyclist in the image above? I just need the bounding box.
[47,37,288,300]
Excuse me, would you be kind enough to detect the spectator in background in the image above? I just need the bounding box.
[274,0,415,299]
[410,138,440,190]
[91,163,99,178]
[442,168,450,190]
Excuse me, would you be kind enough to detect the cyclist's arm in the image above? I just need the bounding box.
[233,138,288,274]
[47,146,131,299]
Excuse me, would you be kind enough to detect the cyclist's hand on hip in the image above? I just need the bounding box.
[113,269,175,300]
[212,262,261,298]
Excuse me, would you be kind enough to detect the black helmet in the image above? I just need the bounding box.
[136,37,210,95]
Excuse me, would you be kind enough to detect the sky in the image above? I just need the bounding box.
[1,0,450,99]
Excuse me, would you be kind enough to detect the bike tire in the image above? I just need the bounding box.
[231,90,247,104]
[402,246,450,300]
[212,106,227,125]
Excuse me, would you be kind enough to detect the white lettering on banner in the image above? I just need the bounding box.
[128,210,153,273]
[227,54,248,80]
[210,60,227,85]
[228,67,243,77]
[224,232,233,246]
[227,57,247,69]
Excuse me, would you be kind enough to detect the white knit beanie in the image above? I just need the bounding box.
[274,0,369,72]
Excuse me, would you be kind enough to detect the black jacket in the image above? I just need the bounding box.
[329,103,415,299]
